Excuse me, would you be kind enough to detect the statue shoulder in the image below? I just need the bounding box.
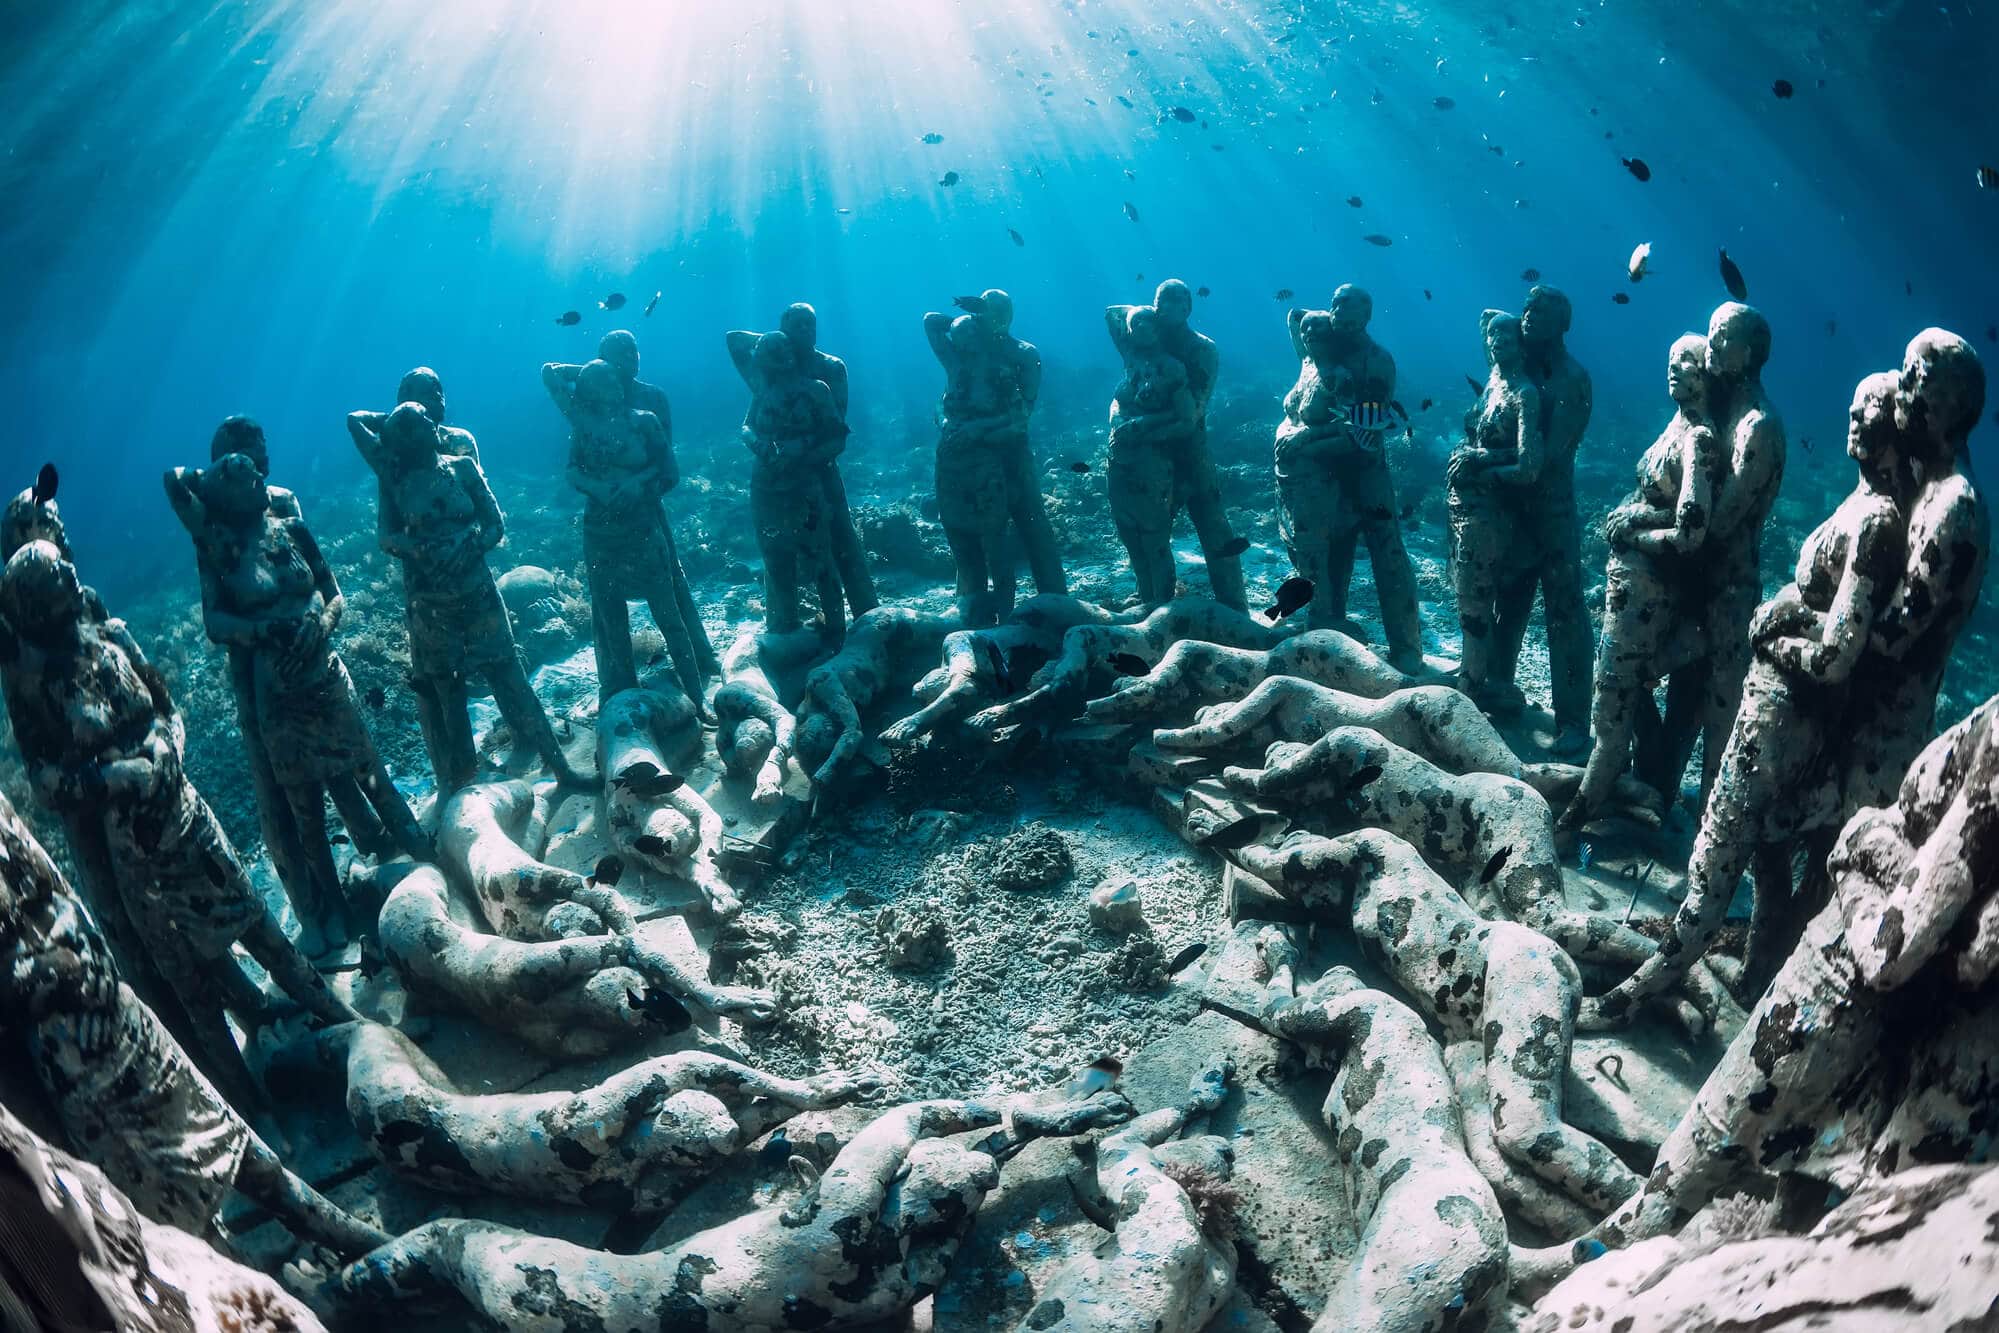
[267,485,302,520]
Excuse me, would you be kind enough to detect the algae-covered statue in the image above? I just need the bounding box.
[923,310,1023,625]
[1106,304,1201,609]
[1277,286,1423,670]
[962,287,1068,597]
[728,330,855,637]
[348,401,589,793]
[780,301,881,618]
[0,540,357,1109]
[298,1092,1136,1330]
[545,351,712,703]
[1108,279,1246,610]
[1563,333,1724,829]
[162,450,432,953]
[0,785,383,1260]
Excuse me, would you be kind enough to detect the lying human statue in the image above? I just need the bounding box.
[1245,929,1510,1331]
[600,687,744,918]
[1080,626,1413,727]
[790,605,957,791]
[282,1020,882,1215]
[0,1099,331,1333]
[1512,687,1999,1295]
[714,624,818,803]
[293,1091,1137,1330]
[1015,1058,1238,1333]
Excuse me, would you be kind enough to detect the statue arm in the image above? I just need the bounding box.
[1869,486,1981,661]
[198,560,267,648]
[724,332,758,385]
[1767,512,1898,681]
[291,519,344,629]
[456,458,506,551]
[639,411,679,494]
[825,356,850,420]
[1016,341,1042,414]
[1286,308,1308,360]
[1705,411,1779,544]
[346,411,391,473]
[800,385,851,465]
[565,436,620,505]
[1104,305,1137,359]
[1841,794,1989,991]
[377,482,418,560]
[1489,386,1546,487]
[922,313,954,367]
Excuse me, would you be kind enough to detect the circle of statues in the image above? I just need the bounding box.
[0,277,1991,1331]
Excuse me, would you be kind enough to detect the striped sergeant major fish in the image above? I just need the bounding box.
[1346,400,1410,435]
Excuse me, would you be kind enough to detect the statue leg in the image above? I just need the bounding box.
[660,525,721,677]
[1355,480,1423,670]
[590,571,641,702]
[643,575,710,705]
[280,779,348,954]
[235,1139,387,1258]
[487,657,591,786]
[229,649,312,914]
[821,462,880,616]
[1567,557,1661,824]
[1177,427,1244,611]
[757,525,805,635]
[238,910,356,1026]
[941,522,999,627]
[409,670,476,795]
[1109,449,1174,608]
[1279,475,1337,630]
[1539,513,1594,738]
[1451,499,1503,699]
[1319,520,1359,632]
[1700,578,1759,809]
[1001,433,1067,595]
[333,758,431,864]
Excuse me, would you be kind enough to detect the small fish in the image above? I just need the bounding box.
[1362,234,1393,247]
[1987,325,1997,344]
[1487,144,1505,155]
[1370,88,1383,105]
[952,293,987,313]
[1063,460,1092,475]
[1343,762,1384,796]
[1124,200,1140,221]
[1479,847,1512,883]
[1274,287,1294,300]
[1976,165,1998,190]
[980,638,1013,694]
[1825,319,1837,336]
[1123,169,1136,180]
[627,987,693,1032]
[1195,285,1211,297]
[1065,1056,1124,1099]
[630,770,686,800]
[1465,374,1483,395]
[1904,279,1913,296]
[1578,841,1594,871]
[1165,941,1207,973]
[1346,195,1363,208]
[328,832,350,846]
[30,462,56,504]
[1116,95,1134,109]
[921,131,944,144]
[600,292,626,311]
[939,171,961,186]
[1419,398,1433,411]
[591,854,625,887]
[1621,156,1651,182]
[1799,436,1814,454]
[1107,652,1149,677]
[1625,244,1651,285]
[363,686,386,710]
[1217,535,1251,558]
[1520,267,1540,281]
[1719,249,1748,301]
[1611,292,1631,305]
[1263,575,1315,622]
[643,291,661,316]
[1202,812,1271,851]
[1772,78,1794,99]
[1007,227,1025,247]
[556,310,582,326]
[1424,289,1434,300]
[1433,96,1455,110]
[632,834,669,858]
[1169,106,1196,122]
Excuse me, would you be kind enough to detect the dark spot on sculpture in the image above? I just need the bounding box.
[1025,1299,1066,1329]
[550,1135,598,1170]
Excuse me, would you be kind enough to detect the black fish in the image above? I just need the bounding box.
[979,637,1011,690]
[1611,292,1631,305]
[1124,201,1140,221]
[591,854,625,887]
[1169,106,1196,122]
[1419,398,1433,411]
[627,987,693,1032]
[1166,940,1207,973]
[1263,575,1315,622]
[30,462,56,504]
[953,293,987,313]
[1275,288,1294,301]
[1107,652,1149,677]
[364,686,386,710]
[1387,399,1409,421]
[633,834,669,858]
[939,171,961,186]
[644,291,661,316]
[1718,249,1748,301]
[1904,279,1913,296]
[1772,78,1794,99]
[1217,535,1251,558]
[1424,289,1434,300]
[1479,847,1511,883]
[556,310,582,326]
[1465,374,1483,395]
[1362,234,1393,247]
[1986,325,1997,344]
[625,770,685,800]
[1343,762,1384,796]
[1621,157,1651,182]
[1520,267,1540,281]
[1488,144,1505,155]
[1202,812,1270,850]
[1433,96,1455,110]
[1346,195,1363,208]
[1008,228,1025,247]
[1116,95,1134,109]
[1070,460,1092,473]
[600,292,626,311]
[922,131,944,144]
[1196,286,1211,297]
[1976,165,1998,190]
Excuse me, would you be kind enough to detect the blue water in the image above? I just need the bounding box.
[1,0,1995,592]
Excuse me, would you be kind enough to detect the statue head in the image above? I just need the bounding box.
[780,302,819,353]
[1299,311,1338,356]
[597,330,640,382]
[979,288,1015,335]
[204,452,271,521]
[1705,303,1771,380]
[1126,305,1162,350]
[792,710,840,774]
[0,541,86,647]
[1481,310,1524,374]
[395,367,447,423]
[1328,284,1373,337]
[1847,371,1906,482]
[1896,328,1985,460]
[576,359,626,413]
[1667,333,1710,410]
[651,1089,743,1163]
[383,401,442,462]
[751,331,795,380]
[1520,285,1571,346]
[946,314,987,357]
[209,415,269,474]
[1153,279,1193,330]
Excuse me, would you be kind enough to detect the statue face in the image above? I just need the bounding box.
[577,360,625,411]
[0,542,85,643]
[1328,287,1371,335]
[1127,308,1162,350]
[1153,283,1191,328]
[1667,340,1708,407]
[1520,289,1566,343]
[781,305,818,349]
[1485,318,1523,371]
[206,453,270,518]
[598,332,640,381]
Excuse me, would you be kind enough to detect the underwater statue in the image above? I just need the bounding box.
[963,287,1068,597]
[1106,304,1200,609]
[1108,279,1246,610]
[780,301,880,618]
[1637,301,1787,808]
[884,594,1122,746]
[545,349,713,704]
[923,310,1023,625]
[1517,686,1999,1292]
[598,687,746,919]
[1584,369,1916,1028]
[348,401,589,793]
[297,1092,1136,1330]
[1562,333,1724,830]
[1246,931,1509,1330]
[0,785,384,1260]
[1275,286,1423,670]
[347,364,481,465]
[727,330,855,637]
[793,605,956,791]
[0,539,357,1110]
[1488,285,1595,750]
[162,450,432,953]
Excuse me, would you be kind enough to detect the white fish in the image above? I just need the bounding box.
[1065,1056,1123,1100]
[1628,241,1652,282]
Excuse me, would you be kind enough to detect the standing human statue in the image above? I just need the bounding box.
[1488,284,1595,753]
[347,402,591,794]
[1636,302,1786,808]
[0,540,357,1111]
[1106,305,1201,609]
[778,303,880,620]
[1108,279,1247,610]
[922,311,1023,625]
[727,331,852,636]
[962,288,1068,598]
[1274,284,1423,669]
[161,453,433,955]
[544,354,711,705]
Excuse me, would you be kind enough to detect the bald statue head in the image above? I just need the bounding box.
[1329,284,1374,338]
[1520,285,1572,347]
[977,288,1015,337]
[1896,328,1986,461]
[1706,303,1772,381]
[780,303,819,354]
[1153,280,1192,332]
[396,366,447,424]
[0,540,85,647]
[598,330,641,383]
